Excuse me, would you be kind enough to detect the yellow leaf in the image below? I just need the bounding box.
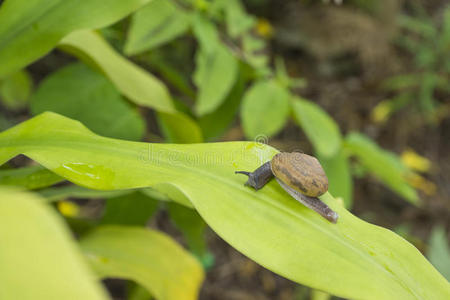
[401,149,432,173]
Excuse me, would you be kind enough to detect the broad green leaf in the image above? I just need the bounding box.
[1,112,449,299]
[241,80,290,139]
[318,150,353,208]
[292,98,342,158]
[81,226,204,300]
[0,187,109,300]
[168,202,214,268]
[0,0,151,76]
[101,191,159,226]
[125,0,191,55]
[31,63,145,141]
[0,69,32,109]
[0,165,63,189]
[192,15,238,115]
[59,30,174,113]
[344,133,419,204]
[428,226,450,281]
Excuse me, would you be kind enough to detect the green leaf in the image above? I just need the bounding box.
[192,15,238,115]
[157,112,203,143]
[318,150,353,208]
[80,226,204,300]
[59,30,202,141]
[198,70,245,140]
[242,34,269,69]
[0,0,151,76]
[0,70,32,109]
[382,74,421,91]
[0,187,109,300]
[292,98,342,158]
[191,14,220,53]
[193,45,238,115]
[344,132,419,204]
[241,80,290,139]
[59,30,175,113]
[101,191,159,226]
[125,0,191,55]
[428,226,450,281]
[39,185,132,202]
[222,0,256,37]
[31,63,145,141]
[0,165,63,189]
[1,112,449,299]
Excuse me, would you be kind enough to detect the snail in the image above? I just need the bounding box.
[235,152,339,223]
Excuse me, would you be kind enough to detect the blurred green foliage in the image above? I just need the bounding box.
[376,5,450,122]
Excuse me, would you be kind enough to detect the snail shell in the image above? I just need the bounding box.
[270,152,328,197]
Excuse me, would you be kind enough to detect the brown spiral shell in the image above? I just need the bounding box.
[270,152,329,197]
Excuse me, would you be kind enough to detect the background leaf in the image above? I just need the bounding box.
[100,191,159,226]
[292,97,342,158]
[241,79,290,139]
[59,30,175,113]
[318,149,353,208]
[157,112,203,143]
[31,63,145,141]
[0,187,109,300]
[59,30,203,141]
[193,15,238,115]
[198,70,245,140]
[193,46,238,116]
[344,132,419,204]
[39,185,132,202]
[428,226,450,281]
[0,0,151,76]
[222,0,256,38]
[0,69,32,109]
[0,112,448,300]
[125,0,191,55]
[80,226,204,300]
[0,165,63,189]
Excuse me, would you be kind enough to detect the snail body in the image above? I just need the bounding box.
[236,152,338,223]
